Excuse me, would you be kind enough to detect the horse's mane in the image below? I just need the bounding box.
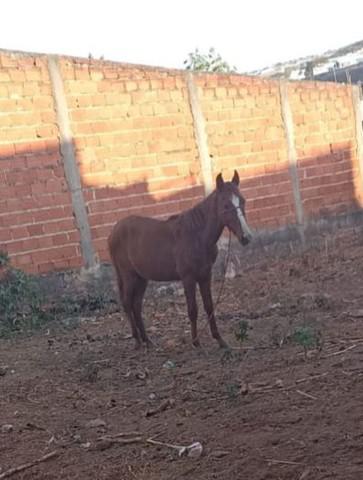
[171,192,216,232]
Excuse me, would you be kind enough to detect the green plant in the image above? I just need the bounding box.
[235,319,249,343]
[291,326,320,357]
[226,382,240,399]
[220,347,234,364]
[184,47,236,73]
[0,250,9,266]
[0,252,49,337]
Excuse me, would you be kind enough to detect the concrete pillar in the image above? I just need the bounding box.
[352,85,363,198]
[186,72,214,195]
[48,56,97,269]
[279,80,305,244]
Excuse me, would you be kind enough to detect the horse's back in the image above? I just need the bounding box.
[110,214,171,240]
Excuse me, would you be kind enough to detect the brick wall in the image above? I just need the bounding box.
[0,50,362,274]
[196,74,296,229]
[59,59,203,262]
[0,54,82,273]
[288,82,361,217]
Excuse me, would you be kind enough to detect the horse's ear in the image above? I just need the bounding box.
[216,173,224,191]
[232,170,240,186]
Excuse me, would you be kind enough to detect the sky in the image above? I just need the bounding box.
[1,0,363,72]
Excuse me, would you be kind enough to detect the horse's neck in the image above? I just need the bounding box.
[198,194,224,247]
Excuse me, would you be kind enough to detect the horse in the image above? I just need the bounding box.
[108,170,253,349]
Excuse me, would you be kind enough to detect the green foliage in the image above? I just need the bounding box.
[220,347,234,364]
[52,293,110,317]
[291,326,317,349]
[0,250,9,266]
[234,319,249,343]
[226,382,240,399]
[184,47,237,73]
[0,253,48,337]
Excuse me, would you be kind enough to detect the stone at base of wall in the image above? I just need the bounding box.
[35,209,363,301]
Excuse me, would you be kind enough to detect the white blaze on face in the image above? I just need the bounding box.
[231,194,253,239]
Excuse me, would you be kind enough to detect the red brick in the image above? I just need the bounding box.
[0,55,18,68]
[15,98,33,110]
[0,72,11,82]
[75,69,90,81]
[162,78,176,89]
[0,98,16,111]
[0,144,15,156]
[37,262,55,273]
[28,224,44,236]
[14,253,32,266]
[11,226,29,239]
[42,219,75,234]
[37,236,55,249]
[0,229,12,241]
[0,84,8,96]
[68,256,83,268]
[24,70,42,81]
[32,96,53,109]
[125,81,138,92]
[31,249,53,264]
[53,245,79,260]
[36,125,57,138]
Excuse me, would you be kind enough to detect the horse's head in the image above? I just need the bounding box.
[215,171,253,246]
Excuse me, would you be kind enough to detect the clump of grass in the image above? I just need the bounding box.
[226,382,240,399]
[291,325,321,358]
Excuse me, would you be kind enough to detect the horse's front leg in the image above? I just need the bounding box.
[182,276,200,347]
[198,273,229,349]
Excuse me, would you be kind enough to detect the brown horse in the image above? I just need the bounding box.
[108,170,253,349]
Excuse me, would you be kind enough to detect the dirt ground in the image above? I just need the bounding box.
[1,230,363,480]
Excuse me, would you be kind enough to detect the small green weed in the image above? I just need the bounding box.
[291,325,321,357]
[226,382,240,399]
[234,319,250,343]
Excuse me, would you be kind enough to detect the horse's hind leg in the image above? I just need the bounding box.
[132,277,151,347]
[182,276,200,347]
[117,269,141,349]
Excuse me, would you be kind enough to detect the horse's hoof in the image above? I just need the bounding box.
[144,338,155,350]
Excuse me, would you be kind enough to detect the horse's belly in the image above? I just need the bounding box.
[148,270,181,282]
[133,258,180,282]
[129,237,180,282]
